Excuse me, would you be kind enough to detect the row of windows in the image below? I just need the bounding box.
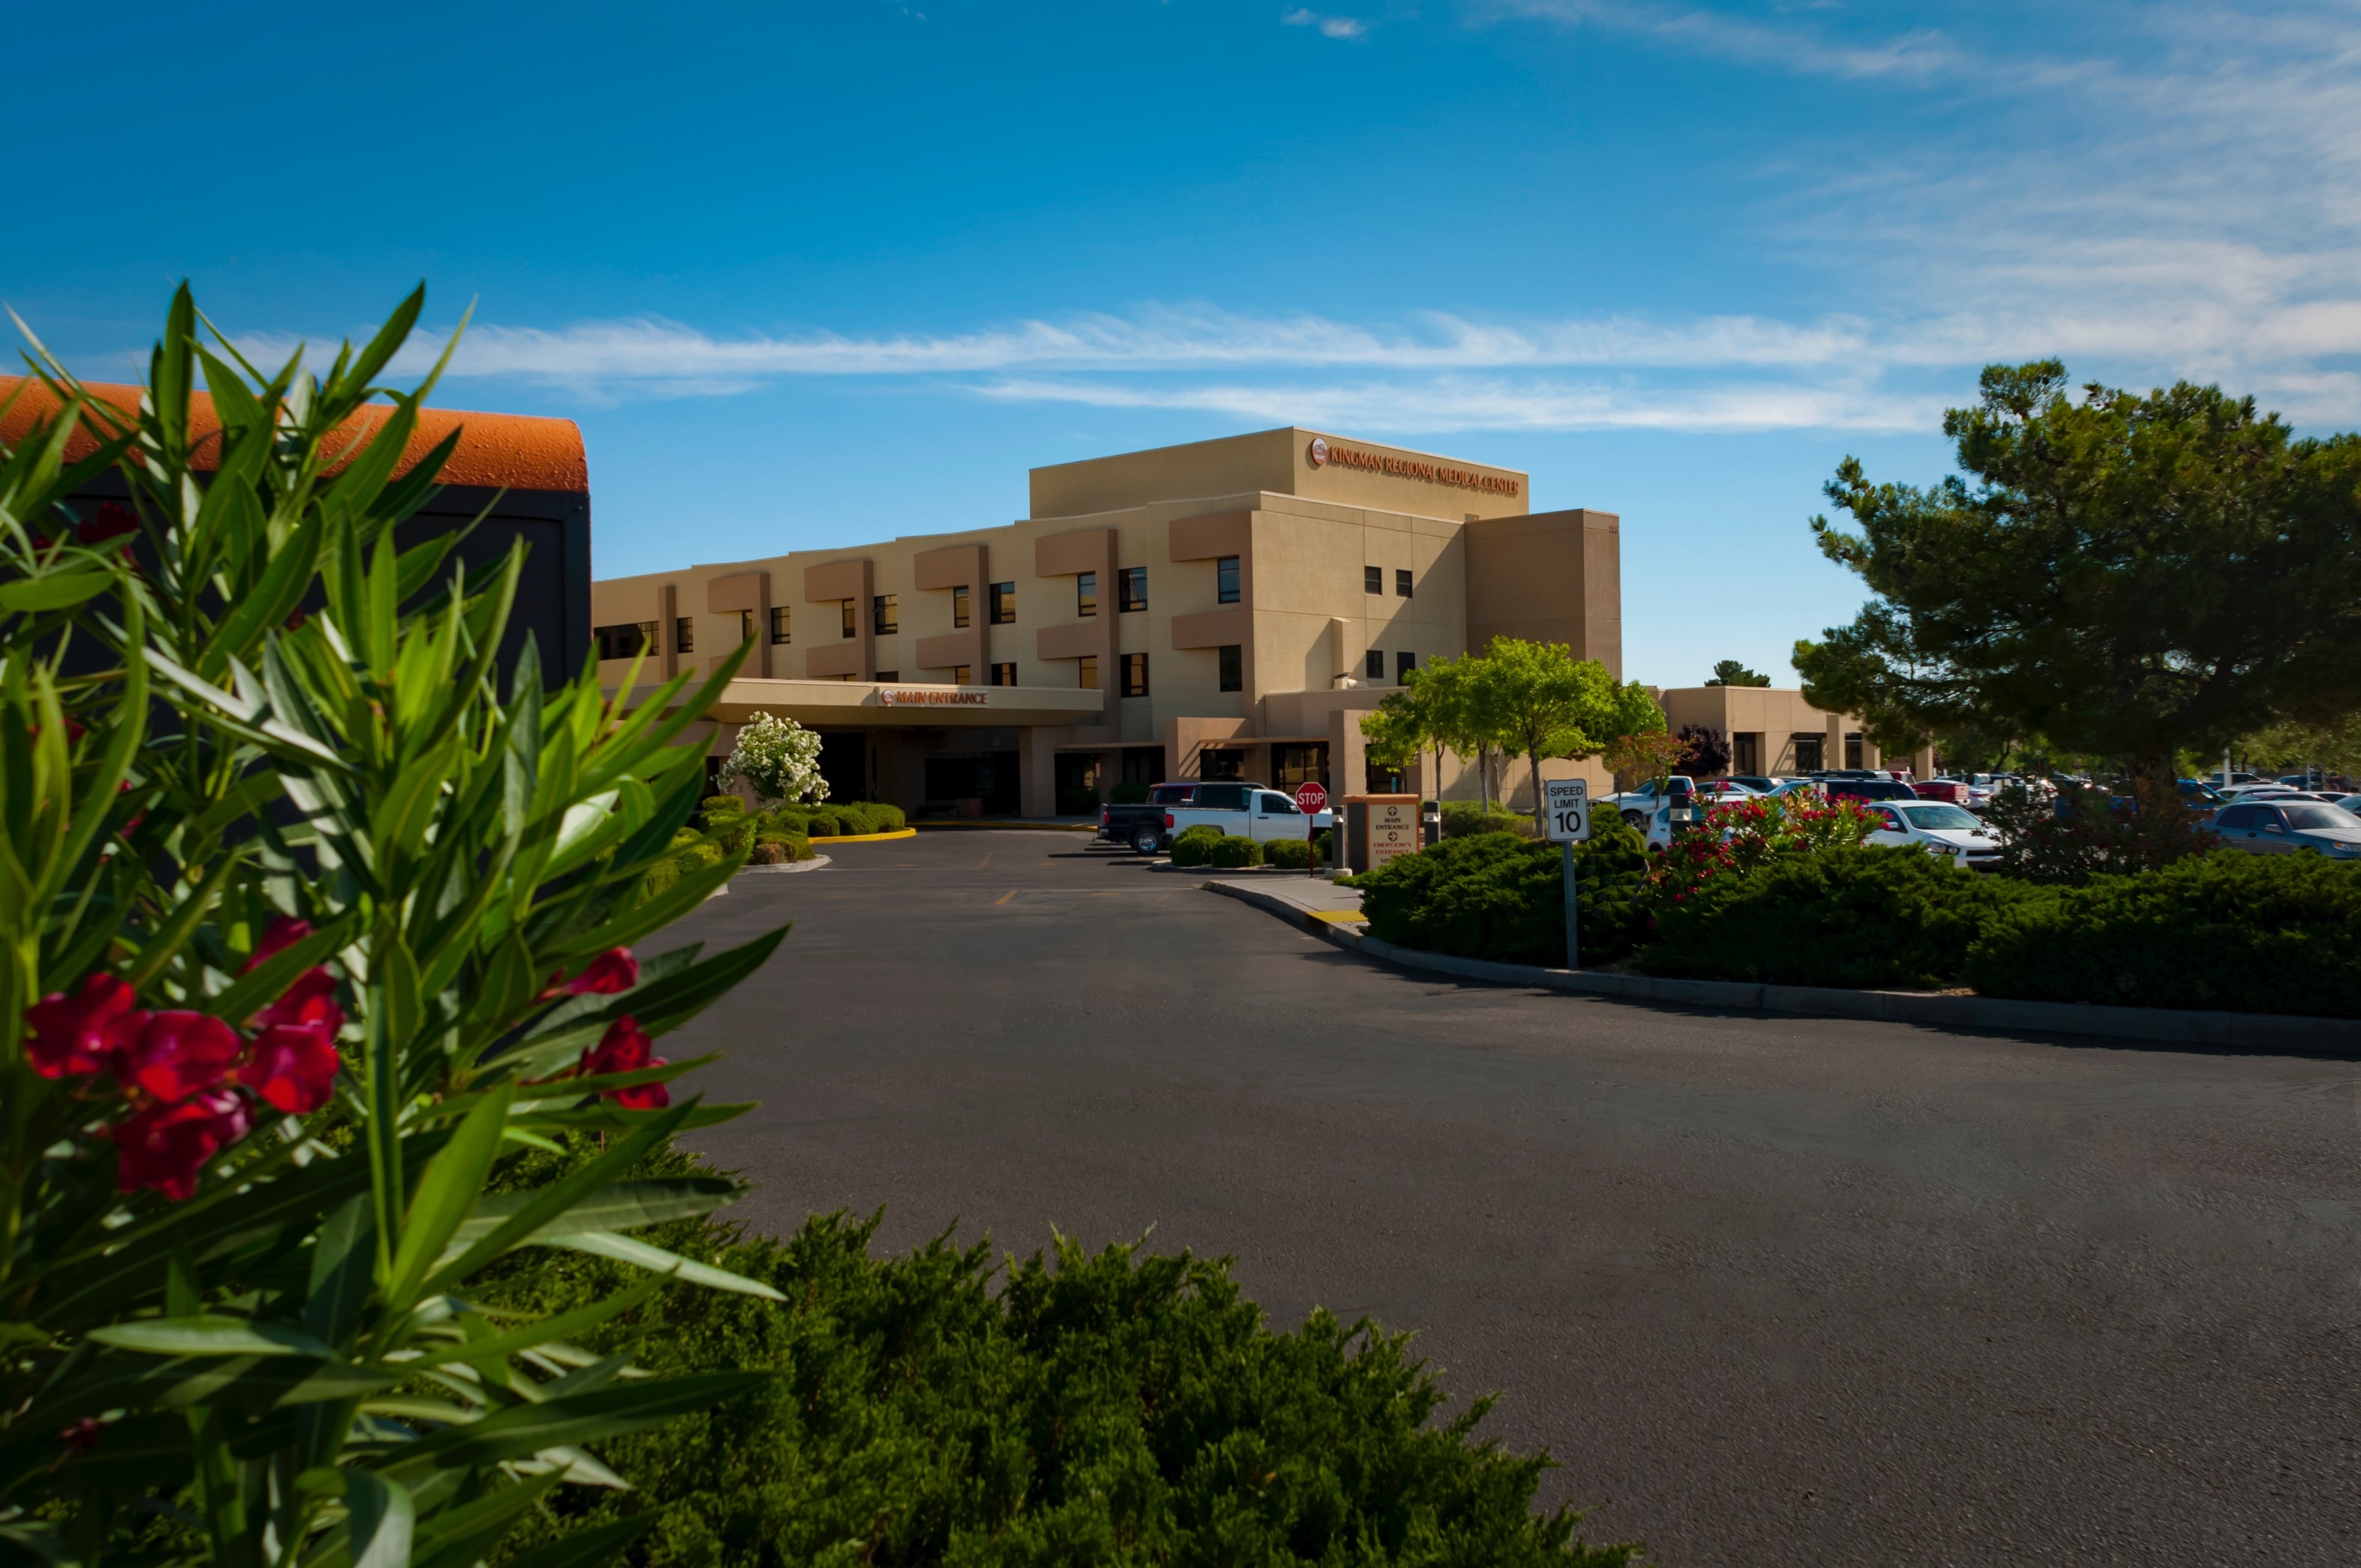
[1364,566,1414,599]
[1363,649,1417,682]
[602,557,1251,661]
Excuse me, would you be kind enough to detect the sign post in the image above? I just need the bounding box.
[1293,781,1329,877]
[1543,778,1591,971]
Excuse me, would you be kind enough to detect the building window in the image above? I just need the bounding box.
[1078,655,1098,690]
[1076,571,1097,618]
[1217,556,1240,604]
[952,585,971,628]
[676,616,694,654]
[874,670,899,683]
[839,599,856,638]
[1118,567,1147,612]
[989,661,1017,687]
[873,594,898,636]
[1733,732,1760,775]
[738,609,754,644]
[1792,733,1824,772]
[1364,564,1383,594]
[1365,649,1385,682]
[990,582,1016,624]
[953,664,972,685]
[1120,652,1149,697]
[1217,644,1242,693]
[1272,742,1328,790]
[1845,732,1864,771]
[594,621,655,661]
[1394,650,1416,682]
[769,606,791,644]
[1396,568,1413,599]
[1200,748,1245,782]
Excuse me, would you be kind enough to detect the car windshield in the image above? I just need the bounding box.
[1898,804,1980,830]
[2281,804,2360,830]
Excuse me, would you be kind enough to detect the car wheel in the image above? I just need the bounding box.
[1131,826,1162,856]
[1622,809,1645,827]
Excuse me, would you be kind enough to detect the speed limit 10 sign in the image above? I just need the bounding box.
[1543,778,1591,842]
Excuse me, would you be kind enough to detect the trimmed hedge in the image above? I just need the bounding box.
[1355,825,1652,967]
[486,1143,1641,1567]
[1167,824,1225,868]
[1637,844,2036,990]
[1965,852,2361,1016]
[769,801,908,838]
[1441,801,1534,840]
[1265,835,1315,869]
[1206,834,1265,868]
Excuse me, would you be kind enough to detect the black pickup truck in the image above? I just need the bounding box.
[1099,781,1268,854]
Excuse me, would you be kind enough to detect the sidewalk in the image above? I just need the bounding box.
[1204,871,1366,923]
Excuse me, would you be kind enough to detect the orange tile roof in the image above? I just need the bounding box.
[0,375,586,494]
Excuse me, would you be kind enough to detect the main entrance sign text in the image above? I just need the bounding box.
[878,688,988,706]
[1308,437,1519,498]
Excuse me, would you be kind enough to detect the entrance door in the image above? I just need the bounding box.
[819,733,868,804]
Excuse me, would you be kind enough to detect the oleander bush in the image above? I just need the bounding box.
[1637,845,2040,989]
[0,287,788,1566]
[1355,825,1652,967]
[1965,852,2361,1016]
[482,1142,1643,1568]
[1206,834,1266,868]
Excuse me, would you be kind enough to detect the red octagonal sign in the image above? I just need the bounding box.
[1294,781,1329,814]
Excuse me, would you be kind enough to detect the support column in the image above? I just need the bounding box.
[1018,726,1059,818]
[1826,712,1844,772]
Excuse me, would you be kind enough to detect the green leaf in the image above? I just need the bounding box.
[421,1103,689,1291]
[87,1317,333,1358]
[420,1275,664,1371]
[0,571,114,612]
[378,1371,767,1475]
[545,1231,786,1301]
[439,1178,744,1257]
[347,1470,414,1568]
[383,1081,513,1310]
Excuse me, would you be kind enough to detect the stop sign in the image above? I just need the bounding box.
[1294,781,1329,814]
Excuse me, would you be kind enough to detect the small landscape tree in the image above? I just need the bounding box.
[1676,724,1730,777]
[1465,637,1662,831]
[1703,659,1772,688]
[718,710,829,806]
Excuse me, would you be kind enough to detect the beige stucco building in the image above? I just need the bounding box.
[1655,686,1933,780]
[593,427,1623,817]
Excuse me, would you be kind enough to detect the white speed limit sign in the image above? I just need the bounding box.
[1543,778,1591,842]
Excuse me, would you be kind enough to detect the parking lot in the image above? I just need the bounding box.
[665,829,2359,1566]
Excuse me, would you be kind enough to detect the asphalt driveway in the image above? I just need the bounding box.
[664,829,2359,1566]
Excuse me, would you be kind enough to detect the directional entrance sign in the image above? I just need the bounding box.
[1543,778,1591,842]
[1293,781,1329,814]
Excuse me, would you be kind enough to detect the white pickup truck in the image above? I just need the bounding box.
[1599,775,1695,827]
[1143,781,1333,853]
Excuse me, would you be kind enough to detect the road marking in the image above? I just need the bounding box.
[1309,909,1369,924]
[993,890,1015,904]
[980,850,992,868]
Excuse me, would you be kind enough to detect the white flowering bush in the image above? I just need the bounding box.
[718,712,828,806]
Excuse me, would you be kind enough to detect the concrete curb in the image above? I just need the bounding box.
[736,854,833,875]
[1203,881,2361,1056]
[806,827,917,844]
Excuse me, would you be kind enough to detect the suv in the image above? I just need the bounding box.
[1821,776,1920,804]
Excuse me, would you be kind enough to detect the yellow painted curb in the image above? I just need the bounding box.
[1308,909,1370,925]
[804,826,919,844]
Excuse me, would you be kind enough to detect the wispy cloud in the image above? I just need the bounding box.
[1476,0,1968,80]
[1283,8,1369,41]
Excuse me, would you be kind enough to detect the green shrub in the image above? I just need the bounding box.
[805,815,842,838]
[1639,845,2039,989]
[1108,780,1151,804]
[701,793,745,819]
[754,829,811,862]
[486,1144,1641,1568]
[1355,824,1651,966]
[1206,834,1265,868]
[764,805,811,832]
[1442,800,1534,839]
[1965,852,2361,1016]
[1265,835,1315,868]
[1168,823,1225,867]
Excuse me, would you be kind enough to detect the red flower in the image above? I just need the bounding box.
[60,1418,104,1455]
[580,1015,652,1077]
[565,948,640,996]
[79,503,140,544]
[25,974,148,1079]
[613,1061,670,1111]
[110,1088,251,1200]
[254,966,343,1037]
[238,1023,342,1113]
[243,916,315,973]
[114,1012,245,1103]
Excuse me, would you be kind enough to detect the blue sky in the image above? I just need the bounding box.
[9,2,2355,685]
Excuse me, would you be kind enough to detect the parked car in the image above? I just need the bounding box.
[2209,799,2361,859]
[1694,779,1761,801]
[1914,777,1989,805]
[1726,775,1789,794]
[1604,775,1696,827]
[1822,776,1920,804]
[1101,781,1217,852]
[1863,801,2004,869]
[1157,782,1333,853]
[2337,793,2361,816]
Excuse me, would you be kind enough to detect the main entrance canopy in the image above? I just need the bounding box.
[607,676,1105,730]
